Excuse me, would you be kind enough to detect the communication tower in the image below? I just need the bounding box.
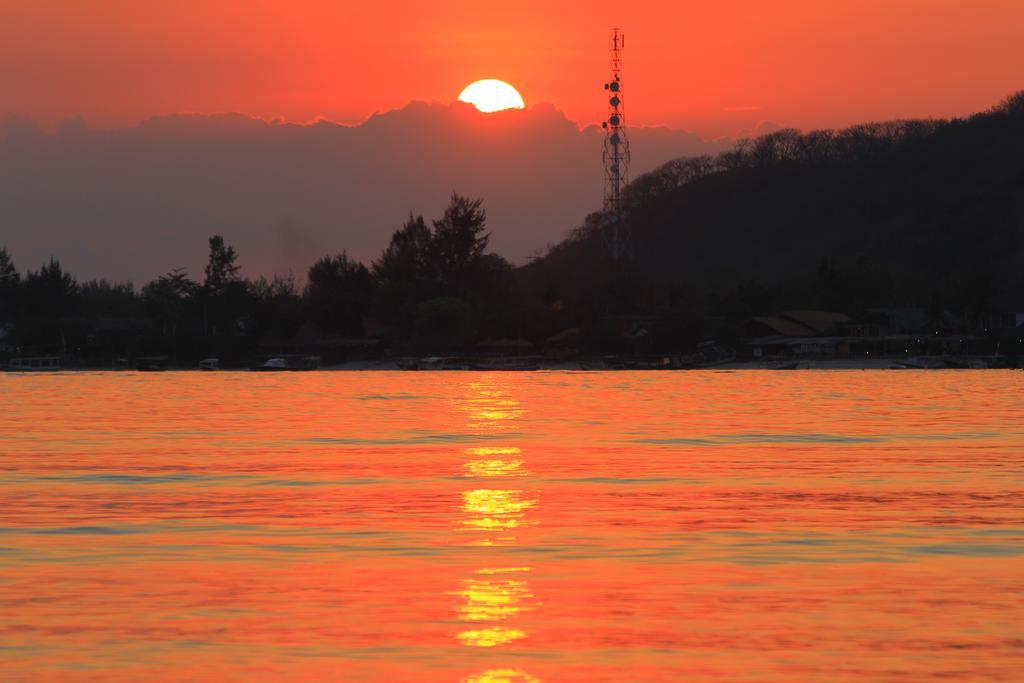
[602,28,631,260]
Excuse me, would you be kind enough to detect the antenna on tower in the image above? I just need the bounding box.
[602,27,631,261]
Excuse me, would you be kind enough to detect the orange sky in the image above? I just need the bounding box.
[2,0,1023,136]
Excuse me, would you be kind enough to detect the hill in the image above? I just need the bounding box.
[523,92,1024,343]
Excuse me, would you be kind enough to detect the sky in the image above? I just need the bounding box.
[2,1,1023,137]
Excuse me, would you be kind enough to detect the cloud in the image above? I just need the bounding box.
[0,102,729,283]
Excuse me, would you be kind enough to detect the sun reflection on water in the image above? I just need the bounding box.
[464,447,526,478]
[459,380,526,430]
[452,376,539,680]
[450,568,534,622]
[461,489,536,531]
[464,668,540,683]
[456,627,527,648]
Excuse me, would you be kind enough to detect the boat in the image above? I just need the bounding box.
[469,357,541,371]
[621,356,677,370]
[578,356,624,371]
[2,356,62,371]
[199,358,220,371]
[894,357,949,370]
[251,355,320,371]
[136,356,169,372]
[397,356,470,371]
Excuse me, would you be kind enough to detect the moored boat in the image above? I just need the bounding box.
[251,355,320,371]
[397,356,470,371]
[578,356,623,371]
[136,356,169,372]
[2,356,63,372]
[470,357,541,371]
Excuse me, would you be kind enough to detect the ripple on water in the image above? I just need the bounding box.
[0,370,1021,681]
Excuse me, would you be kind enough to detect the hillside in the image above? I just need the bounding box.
[524,92,1024,336]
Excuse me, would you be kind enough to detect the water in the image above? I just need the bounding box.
[1,371,1022,681]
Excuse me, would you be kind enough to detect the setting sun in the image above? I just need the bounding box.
[458,80,526,113]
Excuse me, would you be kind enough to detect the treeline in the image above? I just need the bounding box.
[622,92,1024,212]
[524,90,1024,345]
[0,194,527,363]
[547,91,1024,256]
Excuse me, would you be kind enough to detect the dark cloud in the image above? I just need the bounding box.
[0,102,729,284]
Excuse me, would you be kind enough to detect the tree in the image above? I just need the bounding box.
[993,91,1024,116]
[18,258,79,350]
[24,258,78,316]
[0,248,17,287]
[371,214,436,333]
[415,296,470,350]
[79,279,140,318]
[373,214,433,284]
[142,269,197,337]
[304,252,376,335]
[431,193,489,293]
[200,236,249,336]
[250,273,303,340]
[203,235,241,296]
[0,248,19,321]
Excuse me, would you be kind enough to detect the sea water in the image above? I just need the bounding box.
[1,371,1022,681]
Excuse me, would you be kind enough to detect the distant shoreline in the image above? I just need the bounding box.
[3,360,1018,373]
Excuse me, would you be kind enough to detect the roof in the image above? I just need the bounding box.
[782,310,851,333]
[751,316,816,337]
[750,310,851,337]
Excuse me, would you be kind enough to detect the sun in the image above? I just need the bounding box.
[458,80,526,113]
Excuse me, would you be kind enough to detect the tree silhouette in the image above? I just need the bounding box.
[374,214,432,285]
[79,280,140,318]
[18,258,78,351]
[142,269,197,337]
[250,274,303,341]
[431,193,489,293]
[204,235,241,295]
[305,252,376,336]
[415,296,470,348]
[0,248,19,321]
[24,258,78,316]
[199,236,249,336]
